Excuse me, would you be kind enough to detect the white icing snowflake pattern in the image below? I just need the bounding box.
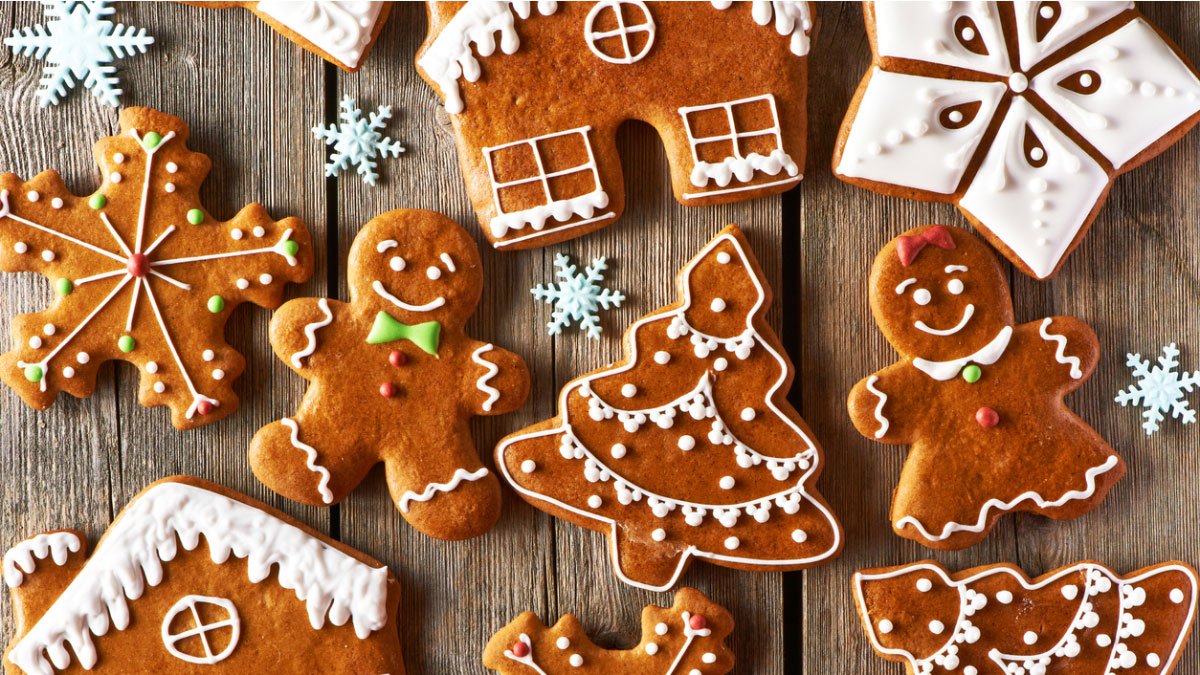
[312,96,406,186]
[1116,343,1200,435]
[835,2,1200,279]
[531,253,624,339]
[4,0,153,107]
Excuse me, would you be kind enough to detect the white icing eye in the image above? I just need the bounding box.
[389,256,405,271]
[913,288,932,306]
[426,266,442,280]
[947,279,964,295]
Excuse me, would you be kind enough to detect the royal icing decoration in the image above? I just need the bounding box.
[290,298,334,368]
[312,96,405,186]
[1116,343,1200,436]
[472,343,502,412]
[855,560,1198,675]
[160,595,240,665]
[835,1,1200,279]
[530,253,625,339]
[849,225,1122,549]
[2,532,80,588]
[281,417,334,505]
[255,1,386,69]
[497,226,842,591]
[397,467,491,514]
[0,107,312,429]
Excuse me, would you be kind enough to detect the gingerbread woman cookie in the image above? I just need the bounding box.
[249,209,530,540]
[848,225,1123,549]
[854,559,1198,674]
[0,107,313,429]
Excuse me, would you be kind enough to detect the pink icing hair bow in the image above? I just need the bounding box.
[896,226,956,266]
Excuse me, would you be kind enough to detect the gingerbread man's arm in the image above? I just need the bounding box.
[847,363,922,446]
[463,340,530,417]
[268,297,348,377]
[1029,316,1099,391]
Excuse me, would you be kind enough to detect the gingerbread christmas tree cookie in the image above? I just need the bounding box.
[485,588,733,674]
[848,225,1123,549]
[0,107,313,429]
[496,226,842,591]
[2,476,405,674]
[249,209,530,541]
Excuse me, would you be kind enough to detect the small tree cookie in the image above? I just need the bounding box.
[249,209,530,541]
[848,225,1123,550]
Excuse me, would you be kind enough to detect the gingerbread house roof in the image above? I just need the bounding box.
[5,480,389,675]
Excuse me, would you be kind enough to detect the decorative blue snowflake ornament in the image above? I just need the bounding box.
[312,96,405,186]
[1116,343,1200,435]
[5,1,153,107]
[532,254,624,339]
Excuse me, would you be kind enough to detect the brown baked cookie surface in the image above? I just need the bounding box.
[833,2,1200,279]
[848,225,1123,550]
[484,587,733,674]
[497,225,842,591]
[417,2,813,250]
[1,476,405,674]
[0,106,313,429]
[854,559,1198,674]
[249,209,530,541]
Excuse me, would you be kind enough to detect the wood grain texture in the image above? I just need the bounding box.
[0,2,1198,675]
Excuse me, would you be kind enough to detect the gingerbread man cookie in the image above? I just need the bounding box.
[0,107,313,429]
[848,225,1123,549]
[854,559,1198,674]
[249,209,530,540]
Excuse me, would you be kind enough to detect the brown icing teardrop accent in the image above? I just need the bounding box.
[1023,124,1049,168]
[939,101,982,130]
[954,15,989,56]
[1035,2,1061,42]
[1057,69,1102,95]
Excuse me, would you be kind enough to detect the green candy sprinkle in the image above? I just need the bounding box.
[187,209,204,225]
[962,365,982,383]
[88,194,106,210]
[23,365,43,383]
[283,240,300,257]
[55,278,74,297]
[143,131,163,149]
[118,335,136,353]
[207,295,226,313]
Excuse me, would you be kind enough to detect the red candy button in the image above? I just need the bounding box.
[196,400,214,416]
[689,614,707,631]
[127,253,149,278]
[379,383,397,399]
[976,406,1000,428]
[511,641,530,658]
[388,350,407,368]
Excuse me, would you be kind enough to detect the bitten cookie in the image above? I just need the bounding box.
[854,559,1198,674]
[833,1,1200,279]
[2,476,405,674]
[249,209,530,541]
[497,225,842,591]
[194,1,391,72]
[847,225,1123,549]
[484,587,733,674]
[0,106,313,429]
[417,1,813,250]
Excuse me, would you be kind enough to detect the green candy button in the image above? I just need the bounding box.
[23,365,43,383]
[207,295,225,313]
[283,240,300,257]
[88,194,106,210]
[118,335,136,353]
[962,365,982,383]
[55,278,73,297]
[143,131,163,149]
[187,208,204,225]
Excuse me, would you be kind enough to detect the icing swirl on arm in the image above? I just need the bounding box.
[1039,318,1083,380]
[290,298,334,368]
[471,343,501,412]
[864,376,890,439]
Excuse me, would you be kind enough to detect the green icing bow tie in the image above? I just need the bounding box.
[366,312,441,356]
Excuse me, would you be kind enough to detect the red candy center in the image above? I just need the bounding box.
[975,406,1000,428]
[196,400,213,416]
[388,350,407,368]
[127,253,149,278]
[689,614,707,630]
[379,383,397,399]
[511,641,530,658]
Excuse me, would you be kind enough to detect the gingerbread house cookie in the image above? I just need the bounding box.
[834,1,1200,279]
[417,1,813,250]
[2,477,405,674]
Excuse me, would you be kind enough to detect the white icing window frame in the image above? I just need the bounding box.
[584,0,656,65]
[678,93,800,199]
[161,594,241,665]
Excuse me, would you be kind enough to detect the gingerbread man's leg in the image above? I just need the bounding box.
[382,421,501,541]
[249,413,376,508]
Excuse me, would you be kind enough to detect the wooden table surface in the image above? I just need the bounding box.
[2,2,1199,674]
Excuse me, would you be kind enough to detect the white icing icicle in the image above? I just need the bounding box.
[2,532,81,588]
[256,1,386,69]
[710,0,813,56]
[489,189,610,240]
[690,148,799,188]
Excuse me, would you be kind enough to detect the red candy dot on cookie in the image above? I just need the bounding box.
[388,350,407,368]
[196,400,214,416]
[976,406,1000,428]
[689,614,707,630]
[126,253,149,278]
[511,641,530,658]
[379,382,397,399]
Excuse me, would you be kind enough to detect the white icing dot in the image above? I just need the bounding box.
[153,381,165,393]
[42,324,55,336]
[928,620,944,635]
[654,351,671,365]
[948,110,964,123]
[724,536,739,550]
[621,383,637,398]
[253,226,265,238]
[259,274,273,285]
[791,529,807,543]
[1171,588,1186,603]
[1096,634,1112,647]
[426,266,441,280]
[916,578,932,593]
[913,288,931,305]
[113,153,125,164]
[1147,654,1161,667]
[231,229,244,240]
[710,298,726,312]
[76,352,90,364]
[109,172,122,183]
[1008,72,1028,93]
[678,435,696,451]
[713,358,728,372]
[166,162,178,174]
[877,619,893,634]
[587,495,602,508]
[655,622,669,636]
[1023,631,1037,645]
[13,242,27,254]
[702,653,716,664]
[716,251,731,264]
[202,349,215,362]
[569,654,583,667]
[610,443,627,459]
[236,278,249,290]
[885,129,903,144]
[960,26,975,41]
[947,278,964,295]
[1061,584,1078,601]
[212,369,225,381]
[50,197,63,209]
[146,361,159,373]
[996,590,1013,604]
[28,336,42,349]
[520,459,536,473]
[645,643,659,655]
[389,256,406,271]
[1079,73,1094,88]
[164,182,176,193]
[1029,177,1048,194]
[652,528,666,541]
[719,476,735,490]
[62,366,74,378]
[556,637,570,650]
[964,668,978,675]
[41,250,55,262]
[1039,4,1053,17]
[26,190,39,202]
[740,407,756,421]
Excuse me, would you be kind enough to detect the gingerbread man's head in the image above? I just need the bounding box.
[348,210,483,331]
[869,225,1014,363]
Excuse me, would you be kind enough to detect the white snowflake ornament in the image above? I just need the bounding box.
[531,253,624,339]
[5,1,153,107]
[312,96,406,186]
[834,2,1200,279]
[1116,343,1200,435]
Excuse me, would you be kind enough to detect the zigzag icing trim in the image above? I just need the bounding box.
[397,467,490,513]
[290,298,334,368]
[282,417,334,504]
[1039,317,1084,379]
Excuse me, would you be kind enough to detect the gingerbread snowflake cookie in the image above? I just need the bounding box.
[854,559,1198,674]
[2,477,405,674]
[485,587,733,674]
[249,209,530,540]
[0,107,313,429]
[497,226,842,591]
[417,1,813,250]
[834,2,1200,279]
[848,225,1122,549]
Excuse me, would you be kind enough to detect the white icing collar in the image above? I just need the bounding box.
[912,326,1013,381]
